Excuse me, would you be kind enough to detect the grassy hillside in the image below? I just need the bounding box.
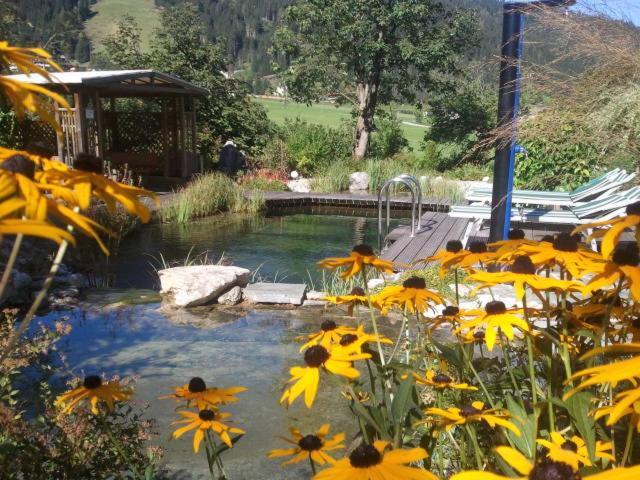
[86,0,160,53]
[255,98,428,152]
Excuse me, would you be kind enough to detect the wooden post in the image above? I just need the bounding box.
[93,91,104,159]
[178,96,187,178]
[73,92,86,162]
[53,107,64,162]
[161,98,170,177]
[190,97,199,173]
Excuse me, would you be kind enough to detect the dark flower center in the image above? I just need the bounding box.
[561,440,578,452]
[612,244,640,267]
[626,201,640,216]
[83,375,102,390]
[403,276,426,289]
[469,241,488,254]
[349,444,382,468]
[508,229,526,240]
[528,459,581,480]
[446,240,463,253]
[485,301,507,315]
[541,235,555,243]
[321,320,337,331]
[511,255,536,275]
[298,434,322,451]
[443,306,460,316]
[198,409,216,421]
[304,345,330,367]
[0,154,36,179]
[352,244,374,256]
[460,405,481,417]
[632,317,640,329]
[432,373,452,384]
[188,377,207,393]
[350,287,365,296]
[553,233,579,252]
[473,330,486,340]
[340,334,358,346]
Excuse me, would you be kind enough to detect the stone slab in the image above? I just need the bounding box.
[244,282,307,305]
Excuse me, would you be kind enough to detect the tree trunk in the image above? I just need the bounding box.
[353,79,380,159]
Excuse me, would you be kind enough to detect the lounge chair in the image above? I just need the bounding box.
[451,186,640,247]
[465,169,635,207]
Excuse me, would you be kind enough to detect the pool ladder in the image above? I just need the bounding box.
[377,174,422,251]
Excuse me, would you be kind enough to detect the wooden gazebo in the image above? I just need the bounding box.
[4,70,207,178]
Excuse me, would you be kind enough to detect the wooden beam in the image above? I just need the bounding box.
[161,99,170,177]
[93,91,104,159]
[178,96,187,178]
[73,92,86,160]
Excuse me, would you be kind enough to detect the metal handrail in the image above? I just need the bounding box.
[395,174,422,230]
[377,175,421,251]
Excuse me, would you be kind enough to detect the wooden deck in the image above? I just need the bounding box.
[380,212,469,267]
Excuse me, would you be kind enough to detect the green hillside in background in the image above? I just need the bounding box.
[86,0,160,53]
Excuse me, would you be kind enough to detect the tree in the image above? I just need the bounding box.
[273,0,478,159]
[149,4,273,159]
[98,15,149,69]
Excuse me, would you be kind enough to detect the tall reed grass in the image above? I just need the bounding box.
[159,173,264,223]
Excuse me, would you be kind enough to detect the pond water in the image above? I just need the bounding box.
[107,209,405,288]
[44,299,364,479]
[41,209,409,478]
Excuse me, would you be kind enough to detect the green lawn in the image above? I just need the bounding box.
[86,0,160,53]
[254,98,427,152]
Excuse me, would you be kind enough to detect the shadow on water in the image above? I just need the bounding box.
[40,303,361,479]
[107,211,406,289]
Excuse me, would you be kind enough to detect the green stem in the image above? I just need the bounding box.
[454,268,460,305]
[621,420,634,466]
[99,416,142,479]
[523,292,539,461]
[500,334,524,407]
[0,233,23,301]
[361,266,386,367]
[465,424,483,470]
[309,456,317,475]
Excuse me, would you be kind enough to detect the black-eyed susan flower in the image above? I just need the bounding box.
[267,424,345,466]
[300,320,358,351]
[594,392,640,431]
[455,301,529,351]
[172,409,244,452]
[324,287,369,316]
[587,243,640,301]
[441,241,497,271]
[164,377,247,410]
[412,370,477,391]
[374,276,444,314]
[469,255,586,300]
[490,229,538,261]
[451,446,640,480]
[318,244,393,279]
[425,305,465,333]
[55,375,133,415]
[536,432,614,470]
[458,329,491,346]
[516,233,603,278]
[420,239,467,276]
[333,324,392,354]
[421,401,521,436]
[281,345,370,408]
[313,440,437,480]
[573,201,640,259]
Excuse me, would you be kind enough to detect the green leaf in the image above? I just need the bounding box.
[391,376,415,424]
[564,392,596,459]
[506,394,536,458]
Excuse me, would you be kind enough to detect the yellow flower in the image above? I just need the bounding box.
[573,201,640,258]
[421,401,521,436]
[451,446,640,480]
[300,320,358,351]
[418,239,467,277]
[281,345,370,408]
[412,370,477,391]
[489,229,537,261]
[163,377,247,410]
[172,409,244,452]
[318,244,393,279]
[594,390,640,431]
[587,243,640,301]
[268,424,345,466]
[440,241,497,271]
[374,276,444,314]
[454,301,529,351]
[324,287,371,315]
[469,255,586,300]
[330,324,392,354]
[425,305,465,333]
[313,440,436,480]
[536,432,614,470]
[54,376,133,415]
[515,233,603,278]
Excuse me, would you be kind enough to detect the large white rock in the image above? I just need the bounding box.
[244,282,307,305]
[287,178,311,193]
[218,286,243,305]
[349,172,369,191]
[158,265,250,307]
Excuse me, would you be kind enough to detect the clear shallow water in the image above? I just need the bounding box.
[44,299,361,479]
[108,211,404,288]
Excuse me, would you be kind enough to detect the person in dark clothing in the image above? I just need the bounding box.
[217,141,246,177]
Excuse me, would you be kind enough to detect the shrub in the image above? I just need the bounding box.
[160,172,264,223]
[311,161,352,192]
[368,114,409,158]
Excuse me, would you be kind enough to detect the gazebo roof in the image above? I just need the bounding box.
[3,69,207,97]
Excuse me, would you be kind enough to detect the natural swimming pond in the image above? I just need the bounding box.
[41,210,408,478]
[107,210,406,288]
